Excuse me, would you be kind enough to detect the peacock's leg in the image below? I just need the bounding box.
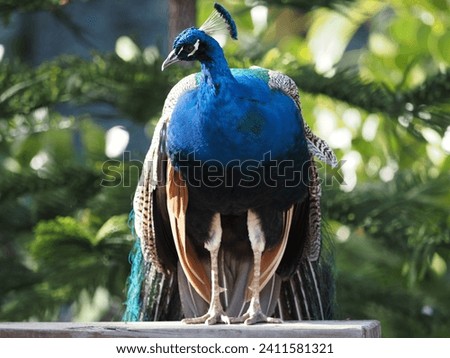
[182,213,230,325]
[233,210,282,325]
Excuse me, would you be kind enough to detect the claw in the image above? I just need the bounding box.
[183,310,231,325]
[231,305,282,325]
[244,311,282,325]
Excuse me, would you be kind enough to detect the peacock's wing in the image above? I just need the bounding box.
[125,74,204,321]
[133,74,201,274]
[276,162,335,320]
[265,68,338,169]
[263,68,335,319]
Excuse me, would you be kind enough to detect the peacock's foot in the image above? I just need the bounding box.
[231,309,282,325]
[182,310,231,325]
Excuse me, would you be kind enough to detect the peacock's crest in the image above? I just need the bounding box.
[199,3,238,40]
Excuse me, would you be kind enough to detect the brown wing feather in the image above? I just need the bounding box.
[134,117,178,274]
[134,74,199,275]
[166,163,212,303]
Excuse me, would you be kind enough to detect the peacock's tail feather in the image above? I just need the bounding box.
[277,227,335,320]
[123,211,182,321]
[122,211,145,321]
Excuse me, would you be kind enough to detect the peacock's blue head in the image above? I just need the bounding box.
[162,28,213,70]
[162,3,237,71]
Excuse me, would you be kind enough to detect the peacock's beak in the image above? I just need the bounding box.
[161,49,180,71]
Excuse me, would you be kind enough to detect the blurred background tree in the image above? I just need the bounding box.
[0,0,448,337]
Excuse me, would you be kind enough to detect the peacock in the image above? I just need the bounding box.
[123,3,337,325]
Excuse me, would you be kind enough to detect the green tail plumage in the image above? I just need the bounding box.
[122,211,146,321]
[123,211,182,321]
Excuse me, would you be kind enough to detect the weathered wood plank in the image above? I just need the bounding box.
[0,321,381,338]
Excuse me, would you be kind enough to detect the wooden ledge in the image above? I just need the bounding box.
[0,320,381,338]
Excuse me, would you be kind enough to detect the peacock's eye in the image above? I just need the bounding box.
[184,44,195,54]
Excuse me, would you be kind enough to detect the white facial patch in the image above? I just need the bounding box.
[187,39,200,57]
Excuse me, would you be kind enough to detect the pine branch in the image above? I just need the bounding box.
[0,54,178,123]
[260,0,357,12]
[0,164,101,219]
[288,66,450,136]
[0,0,64,12]
[0,54,215,126]
[27,214,131,313]
[0,0,72,22]
[324,169,450,283]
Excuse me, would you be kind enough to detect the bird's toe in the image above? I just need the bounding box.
[245,313,282,325]
[182,311,231,325]
[231,311,282,325]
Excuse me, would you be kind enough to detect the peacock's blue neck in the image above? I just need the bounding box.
[198,40,237,92]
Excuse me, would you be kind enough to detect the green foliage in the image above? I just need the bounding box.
[287,66,449,138]
[260,0,358,12]
[335,234,450,337]
[0,55,177,123]
[0,0,449,336]
[31,214,132,296]
[0,0,64,16]
[325,168,450,282]
[0,0,85,26]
